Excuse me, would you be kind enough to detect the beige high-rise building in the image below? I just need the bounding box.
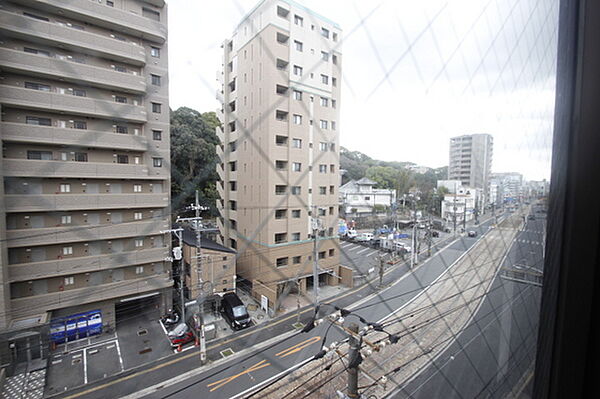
[0,0,172,343]
[217,0,347,309]
[448,134,493,205]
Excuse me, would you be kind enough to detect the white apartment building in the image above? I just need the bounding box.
[340,178,396,215]
[441,186,481,227]
[216,0,349,310]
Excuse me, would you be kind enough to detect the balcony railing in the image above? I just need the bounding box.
[1,122,148,151]
[8,247,168,282]
[4,193,168,212]
[0,9,146,65]
[0,48,146,93]
[0,85,147,123]
[3,158,156,179]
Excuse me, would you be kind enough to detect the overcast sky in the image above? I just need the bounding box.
[168,0,559,181]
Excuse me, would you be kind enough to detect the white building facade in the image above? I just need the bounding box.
[340,178,396,215]
[441,186,480,227]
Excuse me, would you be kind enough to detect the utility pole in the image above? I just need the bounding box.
[161,228,184,321]
[347,322,361,399]
[378,255,385,289]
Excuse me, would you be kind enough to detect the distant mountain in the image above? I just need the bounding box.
[340,147,448,196]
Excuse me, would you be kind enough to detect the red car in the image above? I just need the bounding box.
[170,331,194,348]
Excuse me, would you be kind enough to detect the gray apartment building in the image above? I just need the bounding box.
[0,0,171,346]
[217,0,347,310]
[448,134,493,204]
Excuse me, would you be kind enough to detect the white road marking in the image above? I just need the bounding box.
[83,348,88,385]
[114,332,125,371]
[356,247,370,255]
[346,245,362,252]
[365,250,379,257]
[341,242,353,248]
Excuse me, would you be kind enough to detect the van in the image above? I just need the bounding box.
[356,232,374,242]
[220,293,251,330]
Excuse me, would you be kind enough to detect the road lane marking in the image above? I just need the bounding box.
[275,336,321,359]
[206,359,271,392]
[83,348,88,385]
[356,247,370,255]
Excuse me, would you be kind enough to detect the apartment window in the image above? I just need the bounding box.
[333,32,338,42]
[318,208,326,216]
[275,135,288,146]
[293,256,302,264]
[329,206,334,215]
[321,75,329,84]
[74,152,88,162]
[292,162,302,172]
[291,232,301,241]
[61,215,72,225]
[277,6,289,18]
[295,40,303,52]
[330,185,335,194]
[321,51,329,61]
[150,46,160,57]
[332,54,338,65]
[27,151,52,160]
[229,201,237,210]
[151,74,161,86]
[293,65,303,76]
[275,160,287,170]
[330,164,335,173]
[332,99,337,108]
[24,82,50,92]
[276,32,289,44]
[135,239,144,248]
[294,15,304,26]
[293,90,302,100]
[142,7,160,21]
[229,181,237,191]
[276,58,289,70]
[63,246,73,256]
[319,186,327,195]
[107,0,114,6]
[153,158,163,167]
[229,141,237,152]
[276,257,288,267]
[320,142,328,152]
[64,276,74,285]
[318,251,326,260]
[291,186,301,195]
[60,183,71,193]
[275,233,287,243]
[318,164,327,173]
[275,209,287,219]
[329,248,335,257]
[292,138,302,148]
[320,120,328,130]
[230,239,237,250]
[26,116,51,126]
[115,95,127,104]
[329,143,336,151]
[229,161,237,171]
[275,185,287,195]
[321,27,330,38]
[23,12,49,22]
[332,77,337,87]
[332,121,337,130]
[152,103,162,113]
[292,209,301,218]
[74,121,87,130]
[320,97,329,107]
[115,125,128,134]
[133,184,142,193]
[134,212,142,220]
[276,110,288,121]
[135,266,144,274]
[116,154,128,164]
[24,47,50,57]
[293,114,303,125]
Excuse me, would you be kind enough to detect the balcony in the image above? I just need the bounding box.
[0,48,146,94]
[216,144,224,161]
[1,122,148,151]
[0,86,147,123]
[216,125,224,142]
[9,247,168,282]
[6,218,169,248]
[10,275,172,319]
[4,193,168,212]
[0,9,146,65]
[18,0,166,43]
[3,159,158,179]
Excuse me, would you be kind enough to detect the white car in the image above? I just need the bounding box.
[356,233,374,242]
[346,229,357,239]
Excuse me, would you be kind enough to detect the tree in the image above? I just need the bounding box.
[365,166,399,189]
[170,107,221,215]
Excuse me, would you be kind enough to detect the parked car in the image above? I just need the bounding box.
[168,323,194,347]
[220,293,252,330]
[431,230,440,238]
[528,214,536,220]
[356,232,374,242]
[346,229,358,240]
[468,230,477,237]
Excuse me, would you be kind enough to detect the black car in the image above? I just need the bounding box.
[468,230,477,237]
[220,293,252,330]
[528,214,536,220]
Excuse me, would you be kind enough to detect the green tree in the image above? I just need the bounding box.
[170,107,221,215]
[365,166,399,189]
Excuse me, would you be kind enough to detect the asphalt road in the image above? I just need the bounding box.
[134,219,496,398]
[391,210,545,398]
[53,216,498,399]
